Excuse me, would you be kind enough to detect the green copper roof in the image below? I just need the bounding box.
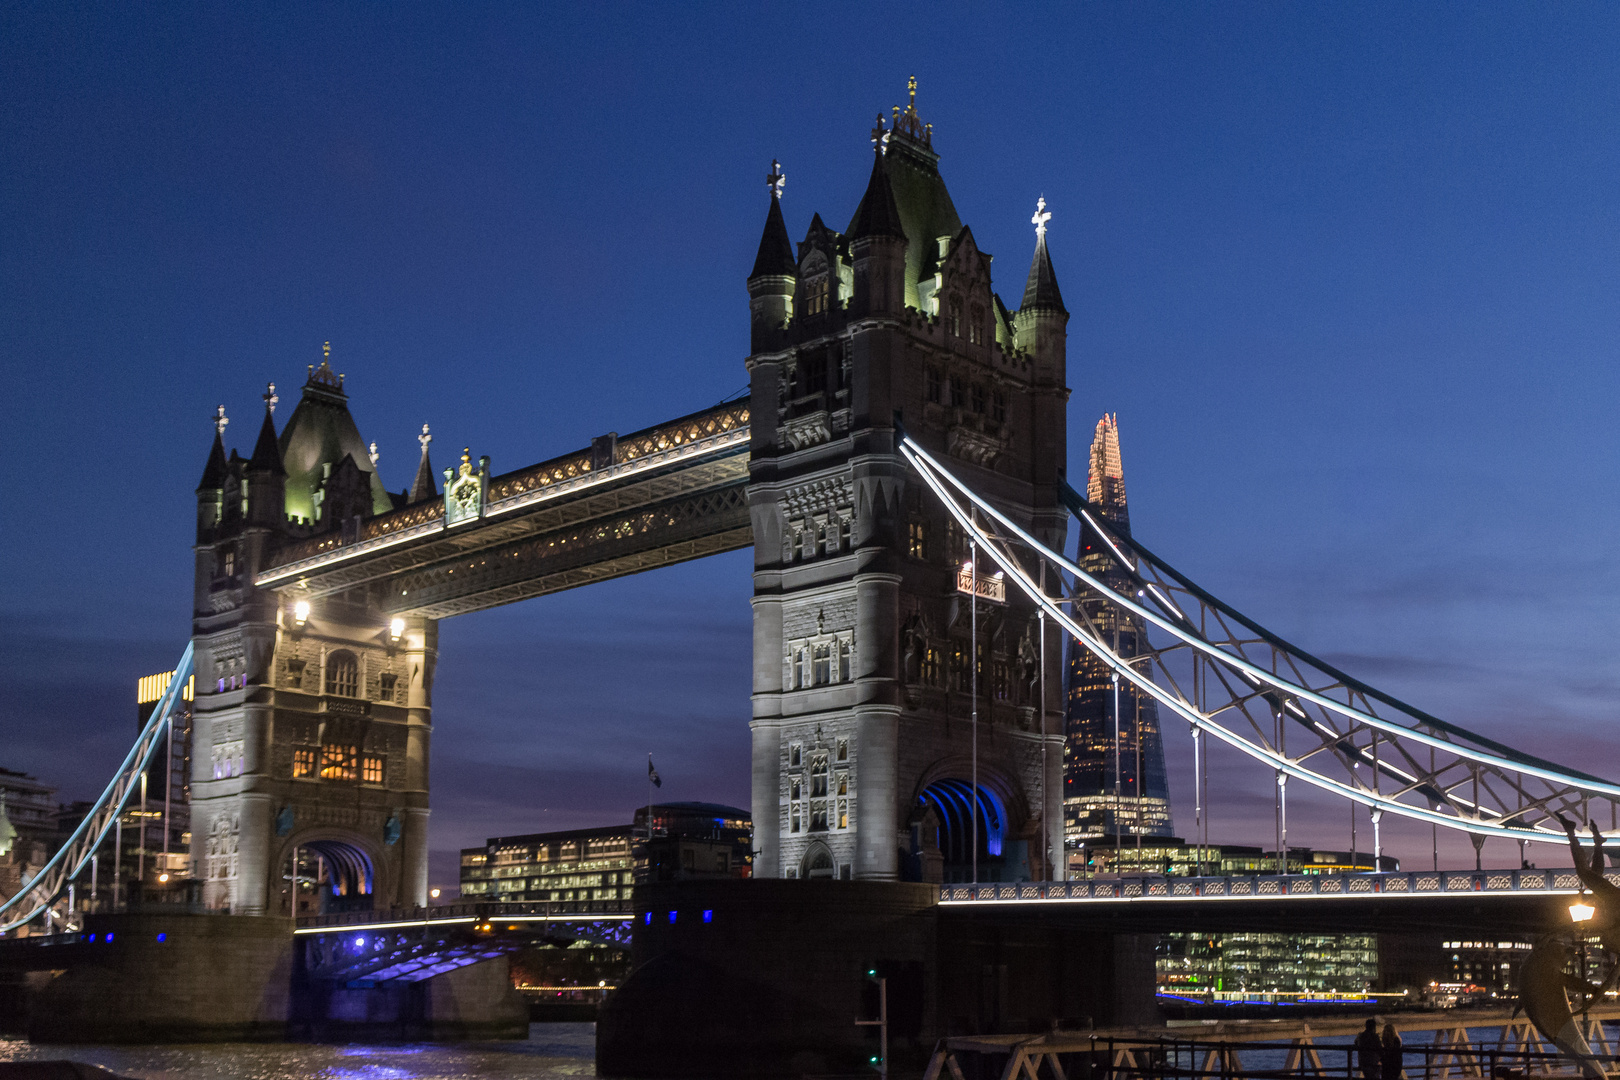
[846,130,961,310]
[277,362,391,523]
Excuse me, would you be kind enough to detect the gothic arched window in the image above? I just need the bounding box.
[325,650,359,697]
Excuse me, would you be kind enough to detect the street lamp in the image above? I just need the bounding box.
[292,600,310,626]
[1570,899,1596,924]
[389,617,405,641]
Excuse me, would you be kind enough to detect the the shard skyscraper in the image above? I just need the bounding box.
[1063,415,1173,857]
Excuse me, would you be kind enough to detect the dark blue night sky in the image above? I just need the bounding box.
[3,5,1618,886]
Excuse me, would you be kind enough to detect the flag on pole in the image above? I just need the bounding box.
[648,758,662,788]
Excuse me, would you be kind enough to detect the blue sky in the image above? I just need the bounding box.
[3,5,1618,885]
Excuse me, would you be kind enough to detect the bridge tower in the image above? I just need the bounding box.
[746,90,1070,883]
[190,358,434,915]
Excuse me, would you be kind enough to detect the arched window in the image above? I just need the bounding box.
[325,650,358,697]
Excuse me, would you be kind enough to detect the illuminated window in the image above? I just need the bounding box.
[320,744,358,781]
[219,548,236,579]
[361,755,384,784]
[836,771,848,796]
[325,651,358,697]
[804,275,830,317]
[907,520,927,559]
[838,800,849,830]
[925,366,941,403]
[923,646,942,687]
[292,748,316,778]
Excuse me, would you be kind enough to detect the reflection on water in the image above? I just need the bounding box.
[0,1021,594,1079]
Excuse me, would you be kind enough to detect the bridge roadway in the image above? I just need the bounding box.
[284,866,1592,951]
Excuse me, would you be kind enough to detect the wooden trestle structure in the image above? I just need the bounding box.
[924,1006,1620,1080]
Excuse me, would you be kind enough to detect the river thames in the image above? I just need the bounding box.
[0,1022,594,1079]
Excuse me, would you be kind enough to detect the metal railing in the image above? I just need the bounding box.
[941,869,1591,905]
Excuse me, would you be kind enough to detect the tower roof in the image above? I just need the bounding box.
[1086,414,1127,526]
[277,344,392,523]
[1020,198,1067,315]
[749,160,797,278]
[846,82,963,307]
[197,408,229,491]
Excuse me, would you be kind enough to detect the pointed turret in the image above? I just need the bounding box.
[1086,414,1128,529]
[409,424,437,503]
[245,382,286,527]
[748,160,798,352]
[1019,197,1067,315]
[198,407,229,492]
[849,124,908,317]
[196,407,229,540]
[847,144,906,242]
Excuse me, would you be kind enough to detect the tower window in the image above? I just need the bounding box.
[925,366,941,403]
[219,548,236,579]
[292,748,316,778]
[320,744,358,781]
[812,643,833,686]
[810,753,829,797]
[325,651,358,697]
[947,296,963,337]
[949,378,965,409]
[969,304,986,345]
[907,520,928,559]
[971,383,987,414]
[379,673,398,701]
[991,391,1006,424]
[361,754,384,784]
[804,275,830,317]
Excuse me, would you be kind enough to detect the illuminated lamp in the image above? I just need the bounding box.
[429,888,441,899]
[157,872,170,884]
[354,936,366,948]
[1571,899,1596,924]
[293,600,310,626]
[389,617,405,641]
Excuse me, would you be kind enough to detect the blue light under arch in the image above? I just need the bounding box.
[917,778,1005,865]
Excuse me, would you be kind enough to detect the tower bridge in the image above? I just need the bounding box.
[2,85,1617,1067]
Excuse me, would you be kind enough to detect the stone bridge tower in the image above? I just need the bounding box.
[746,92,1070,883]
[190,358,433,915]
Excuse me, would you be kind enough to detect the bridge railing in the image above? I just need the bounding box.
[294,896,634,931]
[939,868,1593,904]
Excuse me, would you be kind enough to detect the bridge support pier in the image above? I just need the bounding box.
[597,880,1157,1078]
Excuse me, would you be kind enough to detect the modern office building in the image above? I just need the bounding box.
[1159,932,1380,996]
[1064,415,1173,845]
[459,802,751,902]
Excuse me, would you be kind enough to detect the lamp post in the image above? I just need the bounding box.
[1571,895,1595,1020]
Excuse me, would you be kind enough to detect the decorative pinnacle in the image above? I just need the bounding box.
[767,159,785,199]
[870,113,890,156]
[323,341,331,361]
[908,74,917,108]
[263,382,279,415]
[368,441,379,466]
[214,405,229,437]
[1032,196,1051,240]
[418,423,432,454]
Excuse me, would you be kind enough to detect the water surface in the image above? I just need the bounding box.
[0,1021,594,1079]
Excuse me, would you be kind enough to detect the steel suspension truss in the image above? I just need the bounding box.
[899,434,1620,849]
[0,643,194,933]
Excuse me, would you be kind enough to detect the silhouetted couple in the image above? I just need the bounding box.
[1356,1020,1403,1080]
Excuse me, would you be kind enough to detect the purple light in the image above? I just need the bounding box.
[667,910,677,923]
[105,932,114,942]
[702,909,713,923]
[156,933,167,942]
[354,935,366,948]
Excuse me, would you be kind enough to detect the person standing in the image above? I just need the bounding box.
[1381,1022,1403,1080]
[1356,1019,1383,1080]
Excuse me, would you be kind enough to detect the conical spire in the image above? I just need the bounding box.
[247,382,285,475]
[409,424,437,503]
[1020,197,1067,315]
[1086,414,1127,527]
[197,406,229,491]
[750,160,797,278]
[848,140,906,241]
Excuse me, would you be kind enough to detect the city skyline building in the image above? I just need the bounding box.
[1064,414,1174,852]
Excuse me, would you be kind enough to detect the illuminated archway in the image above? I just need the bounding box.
[915,778,1008,883]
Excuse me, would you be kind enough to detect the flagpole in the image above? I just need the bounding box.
[647,753,654,842]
